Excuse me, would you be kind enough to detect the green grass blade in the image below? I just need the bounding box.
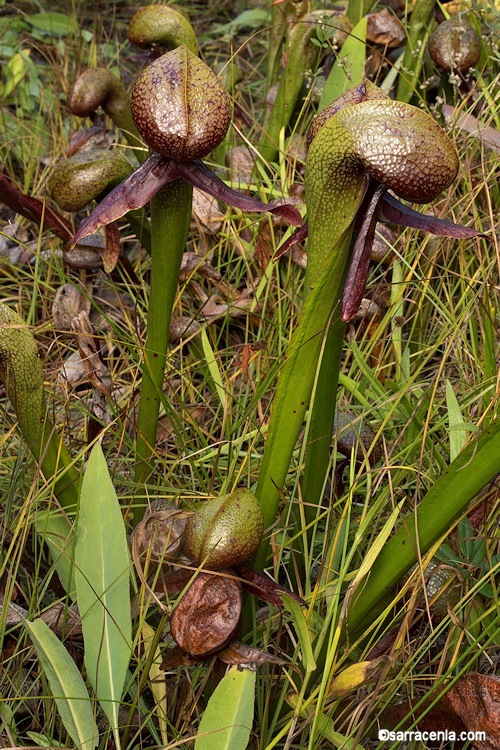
[346,419,500,636]
[318,16,367,111]
[195,665,256,750]
[346,0,375,25]
[75,442,132,748]
[395,0,435,103]
[280,592,316,672]
[24,618,98,750]
[201,327,227,411]
[34,509,76,598]
[445,379,467,462]
[287,694,366,749]
[349,500,404,594]
[314,713,366,749]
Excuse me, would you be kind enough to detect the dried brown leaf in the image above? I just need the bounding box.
[218,639,287,667]
[367,9,405,47]
[443,105,500,155]
[447,673,500,750]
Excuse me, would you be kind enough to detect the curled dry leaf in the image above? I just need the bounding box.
[447,673,500,750]
[169,316,202,343]
[191,187,223,234]
[58,350,88,388]
[378,673,500,749]
[179,252,231,295]
[328,657,388,700]
[157,404,210,443]
[3,597,82,638]
[217,639,287,667]
[170,570,242,657]
[225,146,256,184]
[287,133,307,164]
[0,221,33,266]
[52,283,90,331]
[371,223,397,264]
[132,500,191,565]
[334,410,383,466]
[70,311,112,397]
[188,279,256,323]
[62,234,107,269]
[442,105,500,155]
[366,9,406,47]
[65,126,114,157]
[351,297,382,320]
[92,273,136,325]
[160,645,198,669]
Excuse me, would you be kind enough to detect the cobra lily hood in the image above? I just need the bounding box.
[70,45,301,248]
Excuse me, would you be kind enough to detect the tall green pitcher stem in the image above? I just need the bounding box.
[254,82,462,572]
[134,180,192,511]
[253,234,353,571]
[301,318,346,527]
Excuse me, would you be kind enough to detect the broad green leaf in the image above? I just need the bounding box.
[220,9,270,32]
[1,49,30,98]
[195,665,256,750]
[201,327,227,410]
[25,12,75,36]
[457,517,486,567]
[75,442,132,747]
[318,16,367,110]
[24,618,98,750]
[446,380,467,462]
[26,732,53,747]
[0,703,16,743]
[280,593,316,672]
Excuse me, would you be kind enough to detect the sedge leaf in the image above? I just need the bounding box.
[24,618,98,750]
[319,16,367,110]
[446,380,467,462]
[200,327,227,410]
[25,12,75,35]
[195,665,256,750]
[75,442,132,747]
[280,592,316,672]
[34,509,75,598]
